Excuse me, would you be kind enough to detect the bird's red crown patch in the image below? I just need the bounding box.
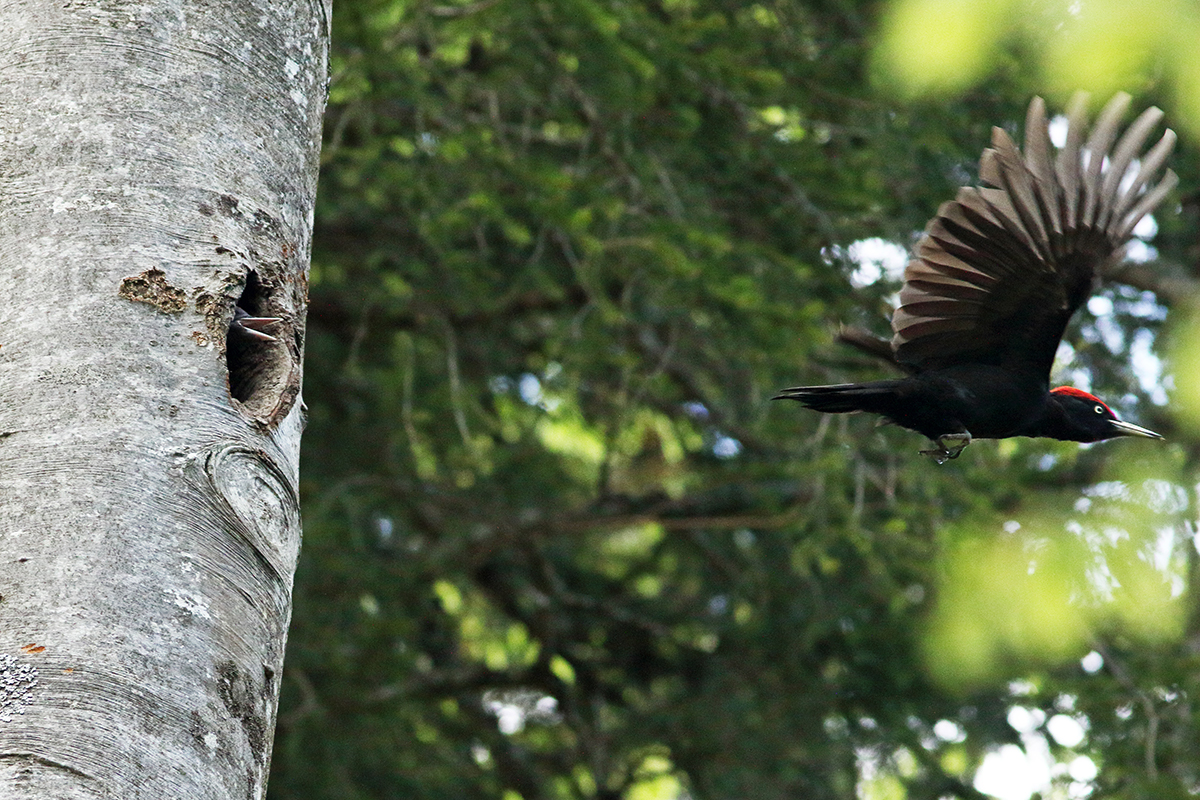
[1051,386,1112,415]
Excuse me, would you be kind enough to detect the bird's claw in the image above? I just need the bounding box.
[919,433,972,465]
[918,448,954,465]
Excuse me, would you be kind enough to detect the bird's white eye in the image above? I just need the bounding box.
[1094,404,1105,415]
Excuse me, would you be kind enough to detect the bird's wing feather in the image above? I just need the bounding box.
[891,92,1176,378]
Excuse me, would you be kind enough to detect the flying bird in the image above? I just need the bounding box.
[775,93,1176,463]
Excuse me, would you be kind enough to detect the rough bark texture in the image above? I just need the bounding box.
[0,0,327,797]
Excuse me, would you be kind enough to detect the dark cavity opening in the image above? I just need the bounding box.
[227,271,282,405]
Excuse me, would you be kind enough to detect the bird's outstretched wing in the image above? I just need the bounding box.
[891,93,1177,378]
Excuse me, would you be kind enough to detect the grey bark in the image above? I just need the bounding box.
[0,0,327,797]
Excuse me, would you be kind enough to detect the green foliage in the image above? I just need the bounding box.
[271,1,1200,798]
[876,0,1200,136]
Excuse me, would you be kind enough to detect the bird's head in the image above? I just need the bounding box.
[230,306,281,342]
[1047,386,1162,443]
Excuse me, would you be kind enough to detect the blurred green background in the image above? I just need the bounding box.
[268,1,1200,798]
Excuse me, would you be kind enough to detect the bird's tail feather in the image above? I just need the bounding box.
[772,381,904,414]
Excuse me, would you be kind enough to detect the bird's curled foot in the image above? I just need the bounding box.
[919,432,972,465]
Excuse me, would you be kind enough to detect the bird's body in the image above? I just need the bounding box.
[798,365,1043,439]
[776,93,1174,461]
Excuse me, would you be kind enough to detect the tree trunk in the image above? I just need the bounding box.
[0,0,327,797]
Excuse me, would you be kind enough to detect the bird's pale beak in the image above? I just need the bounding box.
[1110,419,1164,440]
[233,308,282,342]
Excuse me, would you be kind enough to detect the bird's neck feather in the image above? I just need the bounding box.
[1025,395,1090,442]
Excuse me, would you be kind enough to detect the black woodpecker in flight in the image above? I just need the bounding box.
[775,93,1175,463]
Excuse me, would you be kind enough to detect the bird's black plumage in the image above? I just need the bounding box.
[776,93,1175,462]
